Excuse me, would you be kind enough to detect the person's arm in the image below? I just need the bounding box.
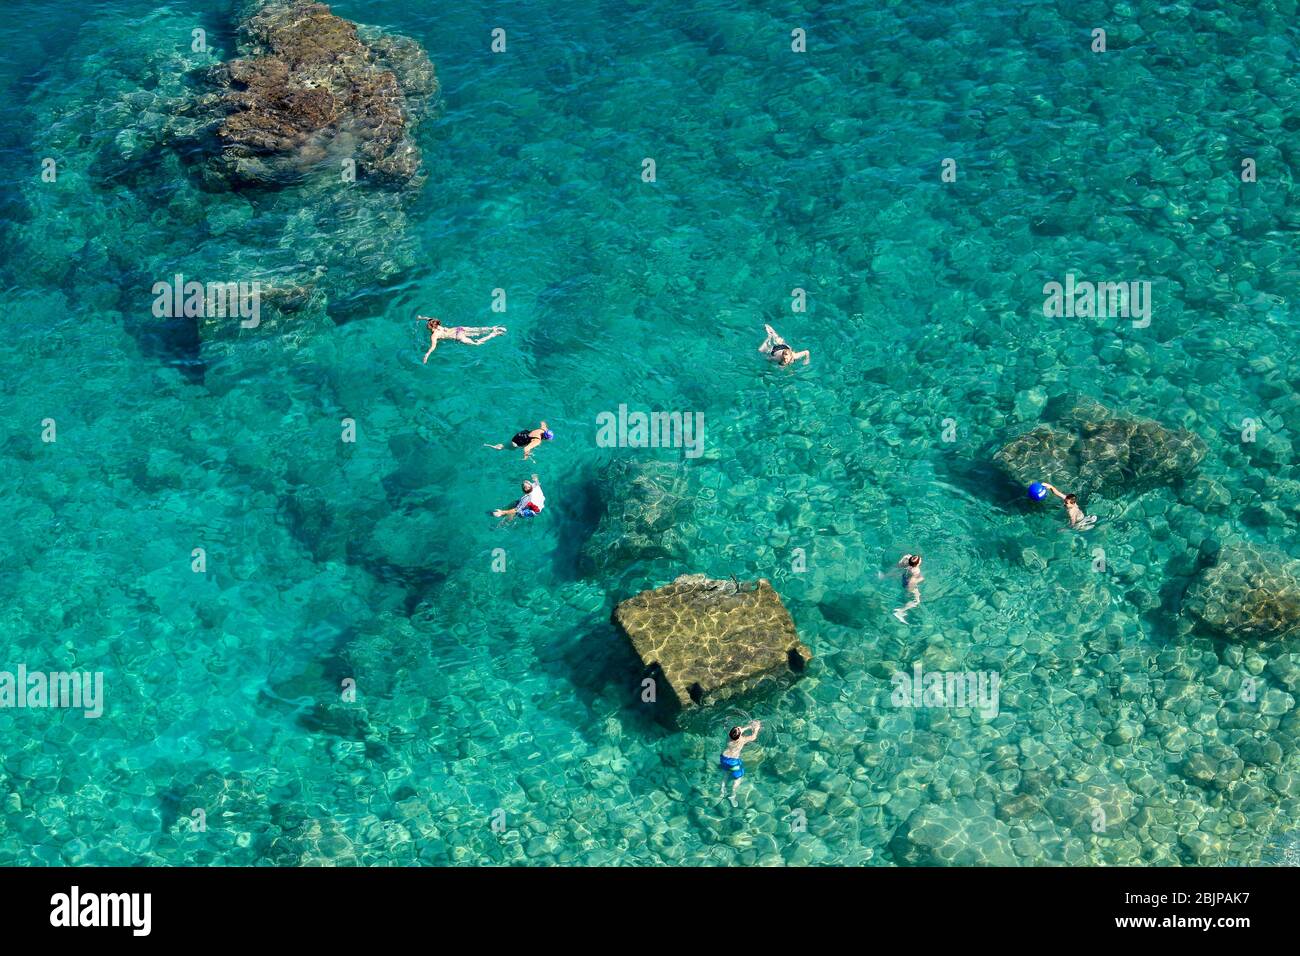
[1042,483,1067,500]
[795,349,810,365]
[422,336,438,363]
[522,438,541,459]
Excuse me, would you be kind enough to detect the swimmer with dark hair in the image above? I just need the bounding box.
[718,720,761,806]
[420,316,507,363]
[1041,483,1097,530]
[891,553,923,623]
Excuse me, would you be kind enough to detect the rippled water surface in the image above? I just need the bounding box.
[1,0,1298,865]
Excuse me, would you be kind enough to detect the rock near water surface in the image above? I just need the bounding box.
[613,575,811,713]
[206,1,436,187]
[993,397,1206,498]
[1184,545,1300,640]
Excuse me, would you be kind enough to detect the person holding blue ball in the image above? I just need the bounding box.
[1037,481,1097,531]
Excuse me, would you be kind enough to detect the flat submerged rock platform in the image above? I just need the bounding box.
[613,575,811,712]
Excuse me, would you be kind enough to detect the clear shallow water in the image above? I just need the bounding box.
[1,0,1298,865]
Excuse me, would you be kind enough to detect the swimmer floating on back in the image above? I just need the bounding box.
[719,720,761,806]
[1041,482,1097,531]
[420,316,507,363]
[890,553,924,624]
[486,421,553,460]
[758,324,810,367]
[492,474,545,521]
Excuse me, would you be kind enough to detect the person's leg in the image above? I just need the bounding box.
[894,588,920,621]
[730,777,742,806]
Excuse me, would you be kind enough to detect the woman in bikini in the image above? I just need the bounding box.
[758,324,810,367]
[420,316,507,363]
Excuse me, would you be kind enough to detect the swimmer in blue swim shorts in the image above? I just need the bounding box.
[492,475,545,521]
[719,720,762,806]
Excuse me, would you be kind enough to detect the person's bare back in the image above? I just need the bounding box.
[1041,483,1096,530]
[718,720,761,805]
[419,316,507,363]
[892,553,923,623]
[759,324,810,367]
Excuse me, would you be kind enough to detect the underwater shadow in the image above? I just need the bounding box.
[530,614,667,747]
[549,470,609,582]
[115,268,206,385]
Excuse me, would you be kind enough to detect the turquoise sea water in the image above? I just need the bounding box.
[1,0,1299,865]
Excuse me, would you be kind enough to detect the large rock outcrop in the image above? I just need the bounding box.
[1184,545,1300,640]
[993,397,1206,498]
[204,1,437,187]
[613,575,811,712]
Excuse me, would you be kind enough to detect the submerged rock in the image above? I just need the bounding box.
[161,769,270,836]
[265,813,360,866]
[10,0,436,354]
[581,458,696,574]
[993,397,1206,498]
[1184,545,1300,640]
[204,1,437,188]
[890,800,1019,866]
[612,574,811,712]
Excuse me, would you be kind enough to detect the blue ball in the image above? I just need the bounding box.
[1027,482,1048,501]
